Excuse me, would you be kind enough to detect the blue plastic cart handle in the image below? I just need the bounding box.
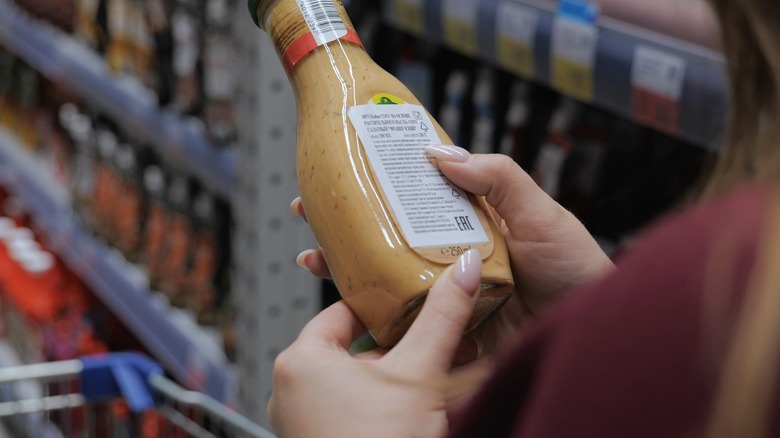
[79,353,164,412]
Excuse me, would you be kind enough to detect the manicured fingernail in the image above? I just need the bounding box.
[473,336,485,357]
[425,145,471,163]
[296,250,315,269]
[290,197,302,215]
[452,249,481,296]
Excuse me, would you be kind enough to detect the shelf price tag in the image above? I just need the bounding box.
[442,0,480,56]
[495,1,539,78]
[394,0,425,36]
[631,45,686,134]
[550,0,599,102]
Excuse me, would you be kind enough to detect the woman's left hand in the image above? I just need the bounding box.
[267,250,483,438]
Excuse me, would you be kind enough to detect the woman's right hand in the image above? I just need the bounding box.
[292,146,614,354]
[425,145,615,312]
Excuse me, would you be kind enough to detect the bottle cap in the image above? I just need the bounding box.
[7,227,34,243]
[0,217,14,239]
[97,129,119,159]
[248,0,261,28]
[8,238,40,258]
[20,251,55,275]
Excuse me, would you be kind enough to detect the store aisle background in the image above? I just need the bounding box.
[0,0,725,429]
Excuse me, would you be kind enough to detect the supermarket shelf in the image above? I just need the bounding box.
[383,0,728,149]
[0,130,237,404]
[0,0,236,200]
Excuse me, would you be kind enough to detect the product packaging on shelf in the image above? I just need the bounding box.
[147,0,176,107]
[556,106,612,221]
[171,0,204,116]
[0,49,17,136]
[203,0,238,145]
[74,0,107,51]
[113,142,144,262]
[439,69,470,146]
[532,97,580,198]
[469,67,497,155]
[249,0,514,347]
[499,80,532,163]
[0,213,109,365]
[157,172,194,306]
[92,126,122,241]
[14,63,42,150]
[140,161,171,290]
[58,104,99,227]
[106,0,156,89]
[185,189,226,326]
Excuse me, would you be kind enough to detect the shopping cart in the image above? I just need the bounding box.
[0,353,275,437]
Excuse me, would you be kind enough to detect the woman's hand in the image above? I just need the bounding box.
[292,147,614,354]
[268,251,483,438]
[425,146,615,310]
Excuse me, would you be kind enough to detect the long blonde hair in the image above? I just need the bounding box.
[701,0,780,436]
[703,0,780,198]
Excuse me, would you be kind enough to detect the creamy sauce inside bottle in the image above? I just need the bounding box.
[252,0,514,346]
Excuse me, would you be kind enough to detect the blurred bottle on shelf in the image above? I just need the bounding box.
[202,0,237,145]
[185,188,228,326]
[11,63,42,150]
[498,80,531,163]
[140,161,170,290]
[439,69,469,145]
[393,40,434,110]
[91,126,122,240]
[469,67,497,154]
[557,107,612,221]
[157,172,193,306]
[106,0,154,84]
[58,103,98,226]
[113,142,144,262]
[147,0,176,107]
[532,98,580,198]
[73,0,107,52]
[0,48,17,133]
[170,0,204,116]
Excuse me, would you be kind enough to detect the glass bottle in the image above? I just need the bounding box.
[249,0,515,347]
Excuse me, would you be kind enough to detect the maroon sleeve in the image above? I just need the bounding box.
[447,185,770,438]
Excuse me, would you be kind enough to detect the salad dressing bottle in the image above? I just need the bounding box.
[249,0,515,346]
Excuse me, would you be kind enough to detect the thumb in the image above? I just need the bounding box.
[425,145,561,236]
[387,250,482,372]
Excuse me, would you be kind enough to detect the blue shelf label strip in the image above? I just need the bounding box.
[556,0,599,24]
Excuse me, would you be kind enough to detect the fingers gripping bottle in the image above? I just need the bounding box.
[248,0,515,347]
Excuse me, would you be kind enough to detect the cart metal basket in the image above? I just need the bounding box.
[0,353,274,437]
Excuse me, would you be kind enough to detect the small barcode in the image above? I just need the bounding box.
[297,0,348,46]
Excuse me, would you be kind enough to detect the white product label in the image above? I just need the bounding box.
[443,0,479,25]
[551,17,598,66]
[204,36,235,98]
[535,141,568,198]
[496,1,539,44]
[172,12,199,76]
[348,104,489,249]
[297,0,348,46]
[632,45,687,99]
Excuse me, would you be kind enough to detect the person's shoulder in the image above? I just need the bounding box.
[544,183,772,330]
[615,183,770,266]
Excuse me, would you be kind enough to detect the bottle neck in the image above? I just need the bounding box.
[257,0,365,77]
